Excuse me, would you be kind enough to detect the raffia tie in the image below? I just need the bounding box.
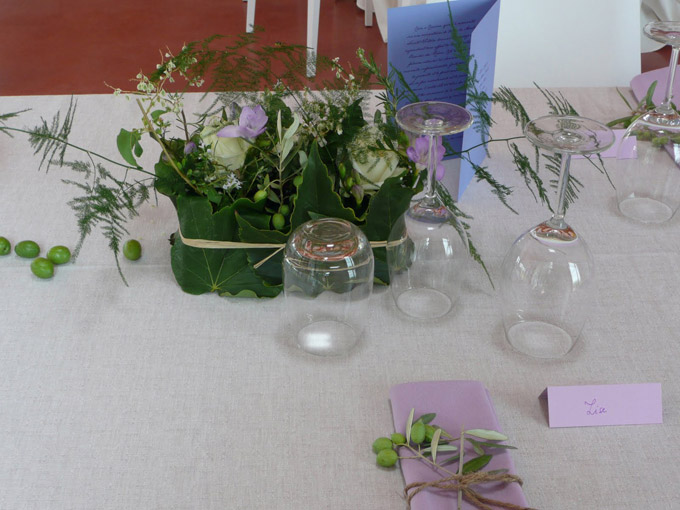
[177,229,391,269]
[404,472,537,510]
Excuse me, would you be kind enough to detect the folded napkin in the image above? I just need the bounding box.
[630,67,680,105]
[389,381,529,510]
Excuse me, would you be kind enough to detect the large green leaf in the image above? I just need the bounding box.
[362,176,413,241]
[236,213,288,286]
[290,142,358,229]
[361,176,414,284]
[116,128,142,168]
[170,195,280,297]
[154,159,186,198]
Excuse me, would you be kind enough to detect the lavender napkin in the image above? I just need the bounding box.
[389,381,529,510]
[630,67,680,104]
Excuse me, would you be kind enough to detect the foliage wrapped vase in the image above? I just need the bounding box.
[118,45,423,297]
[155,116,417,297]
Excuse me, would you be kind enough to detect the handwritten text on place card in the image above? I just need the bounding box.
[541,383,662,428]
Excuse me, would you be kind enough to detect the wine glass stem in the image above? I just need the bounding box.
[548,152,571,230]
[660,46,680,112]
[424,133,438,204]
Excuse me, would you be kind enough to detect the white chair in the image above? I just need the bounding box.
[245,0,374,77]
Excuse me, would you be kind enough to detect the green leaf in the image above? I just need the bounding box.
[289,142,358,229]
[468,439,517,450]
[644,81,658,109]
[307,211,328,220]
[465,429,508,442]
[462,454,492,474]
[170,195,280,297]
[405,408,415,444]
[116,128,142,167]
[362,176,414,284]
[418,413,436,425]
[154,159,188,198]
[431,428,442,463]
[471,441,484,456]
[281,113,301,162]
[236,213,288,286]
[421,444,458,454]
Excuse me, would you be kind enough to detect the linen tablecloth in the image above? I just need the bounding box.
[0,88,679,509]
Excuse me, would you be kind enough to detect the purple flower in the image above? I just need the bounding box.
[350,184,364,204]
[216,105,268,139]
[184,141,197,154]
[407,136,446,180]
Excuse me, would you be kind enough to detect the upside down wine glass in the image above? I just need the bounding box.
[500,116,614,358]
[615,21,680,223]
[386,101,473,320]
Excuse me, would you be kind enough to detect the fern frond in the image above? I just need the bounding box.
[26,97,76,171]
[492,86,531,128]
[63,160,153,284]
[435,181,492,286]
[535,84,578,116]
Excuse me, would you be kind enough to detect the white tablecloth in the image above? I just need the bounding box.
[1,88,679,509]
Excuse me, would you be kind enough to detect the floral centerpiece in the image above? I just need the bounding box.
[1,17,605,297]
[116,40,427,297]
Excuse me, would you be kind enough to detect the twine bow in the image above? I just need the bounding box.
[404,471,537,510]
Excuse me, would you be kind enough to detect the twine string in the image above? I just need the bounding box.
[176,229,393,269]
[404,472,537,510]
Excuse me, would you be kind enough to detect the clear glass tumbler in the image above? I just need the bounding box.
[283,218,374,356]
[615,21,680,223]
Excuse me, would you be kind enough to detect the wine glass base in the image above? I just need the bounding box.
[505,321,577,359]
[297,320,358,356]
[395,288,452,319]
[618,197,674,224]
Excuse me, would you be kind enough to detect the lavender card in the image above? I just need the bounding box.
[390,381,529,510]
[387,0,500,200]
[541,383,663,428]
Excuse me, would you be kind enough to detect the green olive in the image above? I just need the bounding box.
[652,135,670,148]
[253,189,268,202]
[0,236,10,256]
[293,175,303,187]
[123,239,142,261]
[425,424,436,442]
[390,433,406,445]
[279,204,290,216]
[636,129,653,141]
[376,448,398,467]
[47,245,71,265]
[272,213,285,230]
[30,257,54,279]
[410,421,426,444]
[15,240,40,258]
[372,437,393,454]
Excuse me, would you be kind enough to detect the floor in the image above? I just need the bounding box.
[0,0,386,96]
[0,1,668,97]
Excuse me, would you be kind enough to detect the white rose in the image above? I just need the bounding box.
[349,126,403,191]
[200,123,249,171]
